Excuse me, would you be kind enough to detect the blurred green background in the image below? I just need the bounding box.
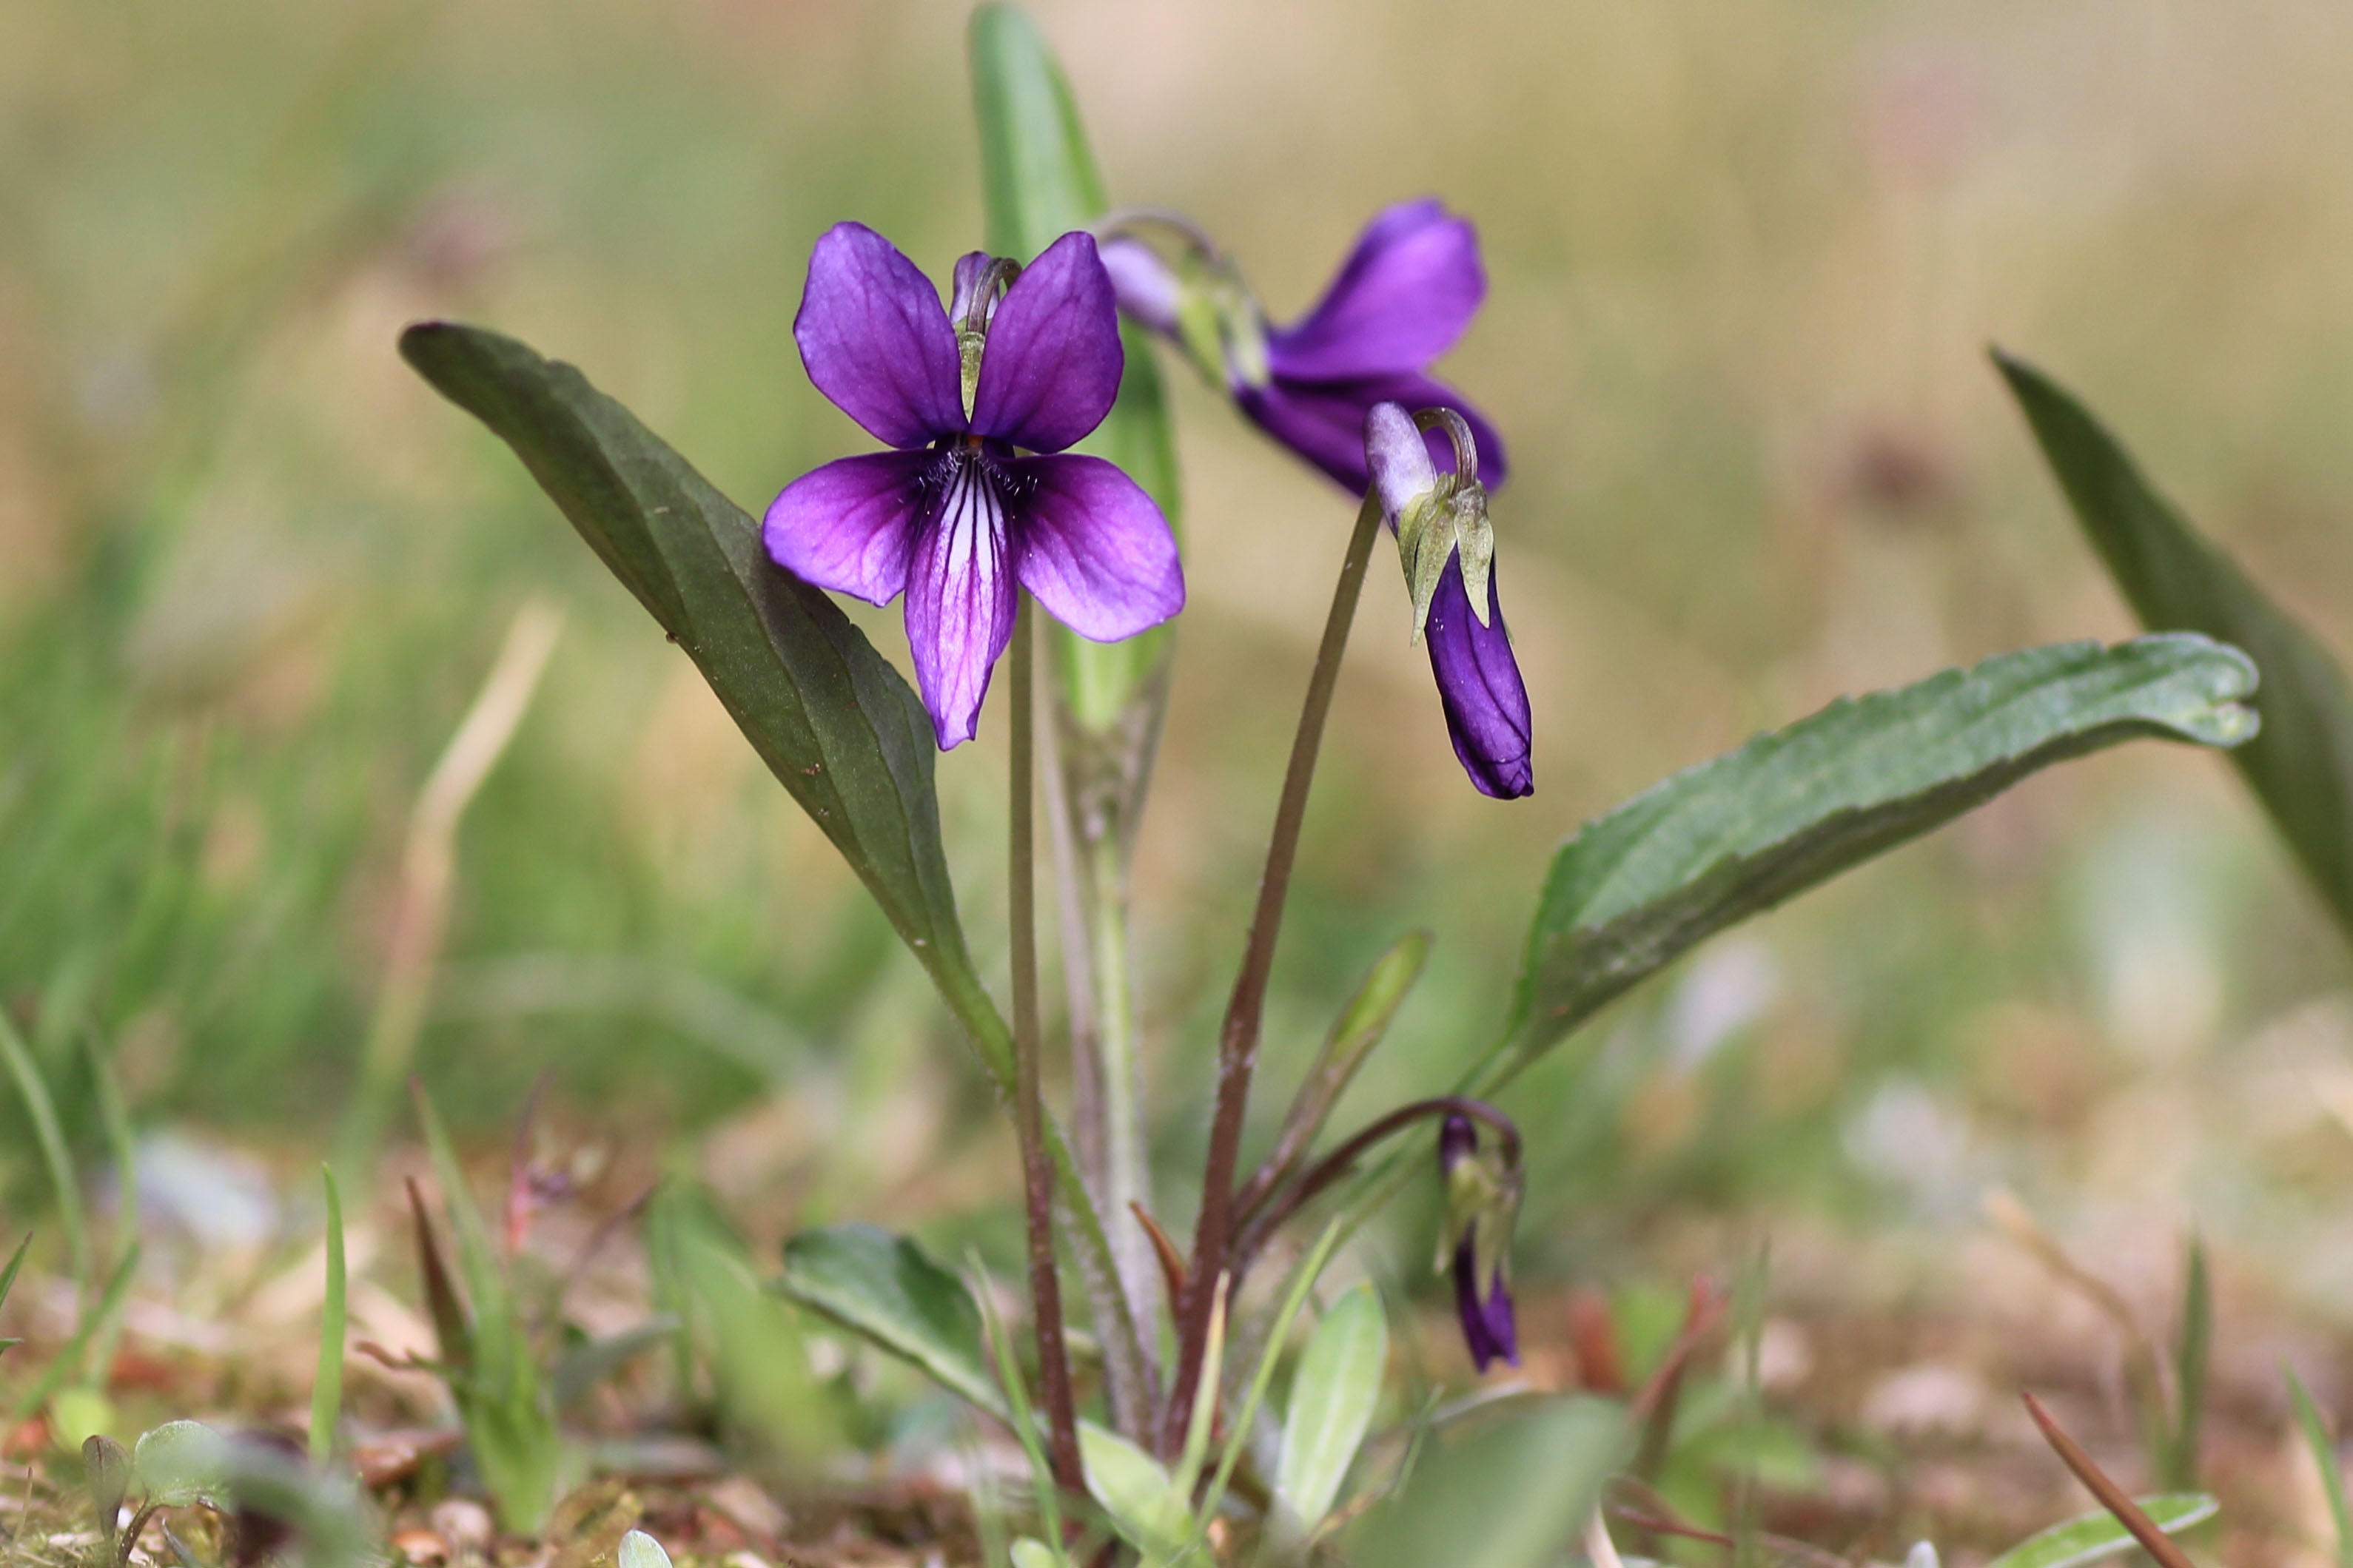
[9,0,2353,1336]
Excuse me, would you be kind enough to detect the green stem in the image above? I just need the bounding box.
[1011,595,1084,1493]
[1083,826,1155,1337]
[1164,490,1385,1454]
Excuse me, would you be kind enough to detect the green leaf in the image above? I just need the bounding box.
[1078,1421,1192,1559]
[618,1530,674,1568]
[397,323,996,1054]
[1275,1282,1389,1537]
[1982,1493,2218,1568]
[1346,1397,1625,1568]
[1499,635,2257,1070]
[969,3,1181,733]
[1999,350,2353,936]
[132,1420,228,1507]
[2286,1367,2352,1568]
[85,1434,130,1544]
[771,1225,1006,1422]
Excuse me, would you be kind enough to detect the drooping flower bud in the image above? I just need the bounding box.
[1366,402,1533,798]
[1435,1112,1522,1372]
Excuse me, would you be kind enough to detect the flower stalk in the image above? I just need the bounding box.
[1164,487,1386,1454]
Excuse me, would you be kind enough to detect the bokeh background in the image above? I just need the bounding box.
[11,0,2353,1541]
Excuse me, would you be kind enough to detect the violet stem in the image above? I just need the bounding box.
[1011,593,1084,1493]
[1164,488,1384,1454]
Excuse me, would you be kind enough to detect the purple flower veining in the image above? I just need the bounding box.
[1439,1114,1520,1373]
[765,223,1184,749]
[1366,402,1534,799]
[1102,198,1507,494]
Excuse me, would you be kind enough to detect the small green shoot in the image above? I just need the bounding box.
[13,1244,139,1426]
[0,1231,30,1359]
[2286,1365,2352,1568]
[973,1253,1069,1565]
[312,1165,347,1467]
[0,1008,89,1290]
[2166,1233,2209,1491]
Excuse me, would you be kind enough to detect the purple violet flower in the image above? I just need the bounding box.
[1101,198,1506,494]
[1366,402,1534,798]
[765,223,1184,749]
[1439,1114,1520,1373]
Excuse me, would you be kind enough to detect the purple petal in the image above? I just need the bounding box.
[1010,454,1184,641]
[762,450,930,605]
[1240,371,1509,494]
[1451,1242,1520,1373]
[1100,235,1183,337]
[971,231,1124,454]
[904,455,1018,748]
[1426,555,1533,798]
[794,222,965,449]
[1264,199,1486,383]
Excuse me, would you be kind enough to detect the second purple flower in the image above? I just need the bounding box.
[766,223,1185,749]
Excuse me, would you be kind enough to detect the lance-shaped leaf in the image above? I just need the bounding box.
[771,1225,1007,1424]
[1983,1494,2218,1568]
[970,2,1181,733]
[1500,635,2257,1069]
[1998,350,2353,938]
[1275,1283,1389,1538]
[397,323,1001,1071]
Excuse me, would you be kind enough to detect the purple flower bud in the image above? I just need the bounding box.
[1366,402,1533,799]
[765,224,1186,749]
[1437,1113,1520,1373]
[1451,1234,1520,1373]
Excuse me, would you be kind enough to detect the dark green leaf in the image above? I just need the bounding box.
[1982,1493,2217,1568]
[397,323,999,1060]
[970,2,1179,732]
[1998,349,2353,936]
[771,1225,1007,1422]
[1500,635,2256,1069]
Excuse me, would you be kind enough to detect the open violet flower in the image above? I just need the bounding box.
[1366,401,1533,798]
[1100,197,1506,494]
[1438,1114,1520,1373]
[766,223,1184,748]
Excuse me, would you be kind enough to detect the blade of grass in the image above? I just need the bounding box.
[2286,1366,2352,1568]
[11,1245,139,1424]
[1189,1219,1349,1550]
[0,1009,88,1292]
[338,599,563,1169]
[312,1165,348,1467]
[2168,1234,2209,1491]
[2021,1390,2199,1568]
[969,1252,1069,1562]
[80,1033,136,1390]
